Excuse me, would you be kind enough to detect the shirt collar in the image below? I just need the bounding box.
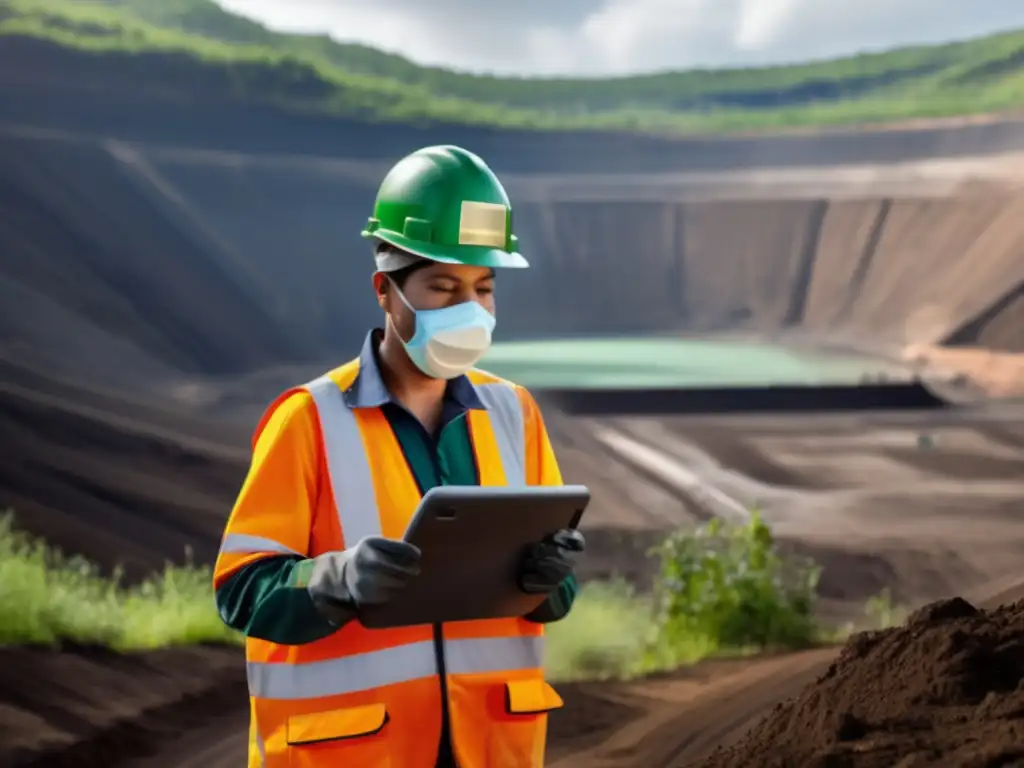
[343,329,486,411]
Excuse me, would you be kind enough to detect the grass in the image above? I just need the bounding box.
[546,580,662,681]
[0,511,237,650]
[3,0,1024,133]
[545,579,730,682]
[0,507,907,683]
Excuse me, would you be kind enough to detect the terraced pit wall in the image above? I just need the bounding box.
[2,45,1024,395]
[506,189,1024,350]
[5,131,1024,397]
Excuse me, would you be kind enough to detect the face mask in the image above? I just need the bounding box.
[388,281,496,380]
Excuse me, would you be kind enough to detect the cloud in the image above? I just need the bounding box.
[734,0,804,50]
[215,0,1024,75]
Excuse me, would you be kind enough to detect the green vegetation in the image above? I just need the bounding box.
[547,580,655,681]
[546,513,821,681]
[3,0,1024,132]
[0,507,897,682]
[863,587,909,630]
[0,512,237,649]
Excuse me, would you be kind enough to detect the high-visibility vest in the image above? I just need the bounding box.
[218,359,564,768]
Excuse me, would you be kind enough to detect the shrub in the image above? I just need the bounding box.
[648,512,821,658]
[545,513,823,680]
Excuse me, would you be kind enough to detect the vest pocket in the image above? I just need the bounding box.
[505,679,563,715]
[286,703,391,768]
[488,680,564,767]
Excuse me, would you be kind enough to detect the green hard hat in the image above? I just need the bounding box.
[361,145,527,268]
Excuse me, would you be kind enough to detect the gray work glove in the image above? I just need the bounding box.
[517,529,585,594]
[306,536,421,625]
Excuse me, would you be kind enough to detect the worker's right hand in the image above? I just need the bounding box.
[307,536,422,618]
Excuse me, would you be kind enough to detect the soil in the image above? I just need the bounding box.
[698,597,1024,768]
[44,590,1024,768]
[0,644,245,768]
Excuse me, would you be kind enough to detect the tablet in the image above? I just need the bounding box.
[358,485,590,629]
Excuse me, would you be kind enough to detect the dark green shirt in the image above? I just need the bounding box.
[216,330,578,644]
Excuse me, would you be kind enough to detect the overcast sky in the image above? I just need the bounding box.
[215,0,1024,76]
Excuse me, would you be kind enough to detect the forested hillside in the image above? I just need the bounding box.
[3,0,1024,132]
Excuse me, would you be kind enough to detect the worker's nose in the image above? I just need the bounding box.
[452,287,481,305]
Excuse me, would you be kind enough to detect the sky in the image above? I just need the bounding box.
[215,0,1024,76]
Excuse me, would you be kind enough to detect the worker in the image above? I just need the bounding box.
[213,145,586,768]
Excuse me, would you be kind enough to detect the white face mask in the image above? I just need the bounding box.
[389,281,496,379]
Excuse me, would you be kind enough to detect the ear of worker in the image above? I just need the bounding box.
[303,530,587,626]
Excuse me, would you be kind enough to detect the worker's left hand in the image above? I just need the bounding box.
[517,528,586,594]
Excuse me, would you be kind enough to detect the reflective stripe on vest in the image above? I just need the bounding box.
[247,634,544,700]
[219,533,301,556]
[304,376,528,550]
[472,382,526,487]
[239,373,538,703]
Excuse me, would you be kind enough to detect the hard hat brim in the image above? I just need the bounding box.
[362,229,529,269]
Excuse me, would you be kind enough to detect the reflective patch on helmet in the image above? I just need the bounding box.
[458,201,507,247]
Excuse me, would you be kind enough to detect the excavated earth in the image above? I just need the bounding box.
[697,596,1024,768]
[4,46,1024,767]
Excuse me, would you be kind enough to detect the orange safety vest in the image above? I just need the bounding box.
[218,359,564,768]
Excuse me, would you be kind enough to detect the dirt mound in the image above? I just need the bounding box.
[699,597,1024,768]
